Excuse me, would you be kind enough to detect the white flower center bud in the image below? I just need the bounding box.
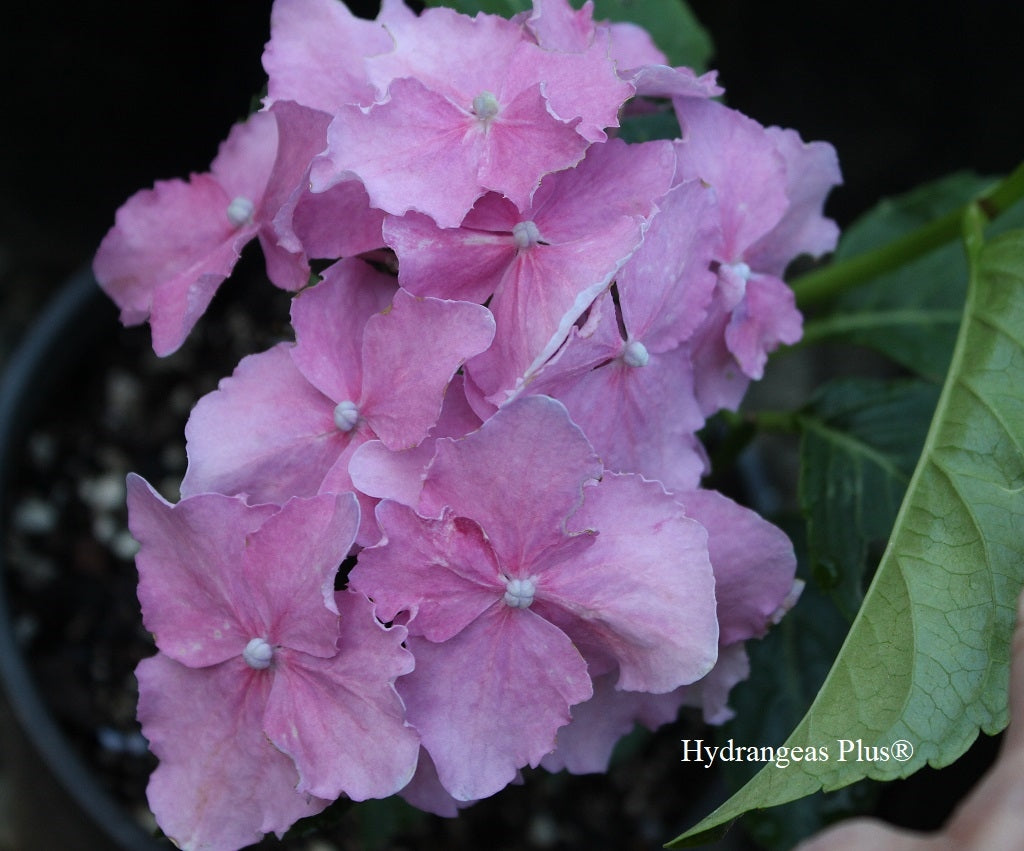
[472,91,500,122]
[719,261,753,307]
[728,261,752,282]
[226,196,255,227]
[512,220,543,251]
[333,400,359,432]
[243,637,274,670]
[622,339,650,367]
[503,576,536,609]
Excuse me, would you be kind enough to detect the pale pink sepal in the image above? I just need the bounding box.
[180,343,346,504]
[419,395,602,568]
[539,473,719,693]
[137,655,329,851]
[129,474,278,668]
[263,0,392,112]
[264,590,420,801]
[678,488,798,646]
[400,609,592,801]
[540,670,685,774]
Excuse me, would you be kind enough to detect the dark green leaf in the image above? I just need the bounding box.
[426,0,530,16]
[799,379,939,618]
[802,173,990,380]
[617,108,681,143]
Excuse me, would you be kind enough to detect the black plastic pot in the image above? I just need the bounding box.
[0,270,166,851]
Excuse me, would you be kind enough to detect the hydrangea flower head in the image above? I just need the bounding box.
[89,0,842,844]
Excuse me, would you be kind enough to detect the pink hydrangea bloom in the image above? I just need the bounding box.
[384,138,676,404]
[674,98,841,412]
[89,0,843,835]
[181,258,494,542]
[311,3,633,226]
[349,395,718,800]
[526,177,721,491]
[94,102,325,356]
[128,477,419,850]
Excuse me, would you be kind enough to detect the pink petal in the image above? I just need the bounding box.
[349,374,482,510]
[548,344,708,492]
[525,0,595,51]
[258,100,334,292]
[291,176,386,259]
[137,654,327,850]
[243,493,360,658]
[289,258,397,403]
[673,99,789,261]
[627,65,722,100]
[400,607,592,801]
[365,5,526,100]
[420,395,601,569]
[94,111,279,355]
[529,138,675,240]
[746,127,842,277]
[723,271,803,380]
[676,642,751,725]
[128,476,276,668]
[263,0,391,112]
[209,110,279,205]
[384,202,516,304]
[349,502,504,643]
[615,178,720,351]
[531,26,634,142]
[181,343,347,504]
[677,489,798,646]
[316,432,382,547]
[539,473,719,693]
[605,21,668,70]
[359,289,495,450]
[264,591,420,801]
[315,81,491,228]
[400,748,476,817]
[93,174,251,356]
[687,299,752,416]
[540,671,685,774]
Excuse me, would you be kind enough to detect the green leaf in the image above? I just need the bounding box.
[617,108,681,143]
[669,227,1024,847]
[802,173,990,381]
[428,0,713,71]
[801,171,1024,381]
[799,379,939,619]
[426,0,530,16]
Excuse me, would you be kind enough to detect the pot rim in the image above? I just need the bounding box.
[0,268,165,850]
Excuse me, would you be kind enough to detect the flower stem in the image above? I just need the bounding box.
[791,160,1024,308]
